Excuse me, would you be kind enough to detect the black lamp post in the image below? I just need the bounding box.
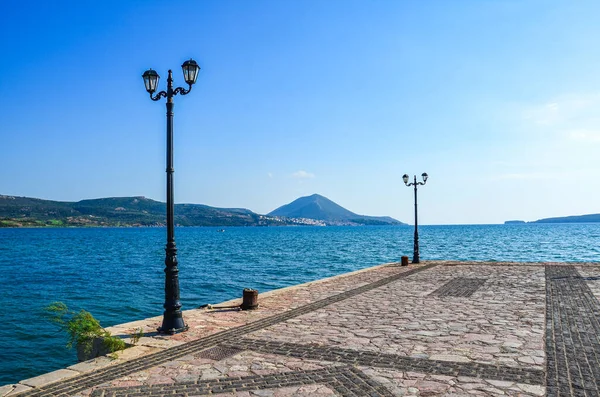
[402,172,428,264]
[142,59,200,334]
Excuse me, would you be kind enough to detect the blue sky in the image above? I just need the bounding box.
[1,1,599,224]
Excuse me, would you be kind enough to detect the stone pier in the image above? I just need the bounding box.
[1,260,599,396]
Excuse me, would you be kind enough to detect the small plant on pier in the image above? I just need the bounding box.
[44,302,126,358]
[129,327,144,345]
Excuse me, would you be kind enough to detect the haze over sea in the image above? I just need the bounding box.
[1,224,599,385]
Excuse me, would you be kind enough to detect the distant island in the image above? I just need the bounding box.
[0,194,403,228]
[505,214,600,224]
[532,213,600,223]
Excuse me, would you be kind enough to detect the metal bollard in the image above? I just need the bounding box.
[401,256,409,266]
[241,288,259,310]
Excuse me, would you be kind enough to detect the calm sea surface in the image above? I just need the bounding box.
[0,224,599,385]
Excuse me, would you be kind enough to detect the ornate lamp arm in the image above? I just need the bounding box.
[150,91,168,101]
[173,84,193,96]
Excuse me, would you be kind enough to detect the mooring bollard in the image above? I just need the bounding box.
[401,256,409,266]
[241,288,259,310]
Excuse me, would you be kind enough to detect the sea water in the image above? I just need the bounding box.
[0,224,598,385]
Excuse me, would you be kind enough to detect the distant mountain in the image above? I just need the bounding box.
[532,213,600,223]
[0,195,288,227]
[1,193,404,228]
[268,194,403,226]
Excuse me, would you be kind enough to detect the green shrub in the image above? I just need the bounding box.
[130,328,144,345]
[44,302,126,357]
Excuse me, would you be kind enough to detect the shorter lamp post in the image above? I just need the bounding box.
[142,59,201,334]
[402,173,428,264]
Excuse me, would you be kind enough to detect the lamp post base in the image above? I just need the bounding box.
[158,313,188,335]
[412,256,420,264]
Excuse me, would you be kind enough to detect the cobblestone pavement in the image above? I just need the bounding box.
[225,338,544,384]
[429,277,487,297]
[576,265,600,302]
[90,367,394,397]
[249,265,547,369]
[5,261,600,397]
[545,265,600,397]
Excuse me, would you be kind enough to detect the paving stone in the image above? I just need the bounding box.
[428,354,471,362]
[0,385,15,397]
[517,383,545,396]
[0,385,32,397]
[18,368,80,388]
[429,278,487,297]
[68,356,116,374]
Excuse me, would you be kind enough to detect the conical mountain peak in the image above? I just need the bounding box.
[268,194,402,225]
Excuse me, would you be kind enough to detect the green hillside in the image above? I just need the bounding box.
[0,195,285,227]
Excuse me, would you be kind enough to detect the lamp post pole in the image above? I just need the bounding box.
[403,173,428,264]
[142,60,200,334]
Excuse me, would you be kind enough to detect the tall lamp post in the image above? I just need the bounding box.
[402,173,428,264]
[142,59,200,334]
